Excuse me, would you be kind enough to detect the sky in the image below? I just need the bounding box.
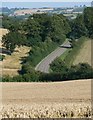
[1,1,92,8]
[1,2,91,8]
[1,0,92,2]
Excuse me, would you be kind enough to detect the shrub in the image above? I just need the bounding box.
[50,57,68,73]
[0,55,5,61]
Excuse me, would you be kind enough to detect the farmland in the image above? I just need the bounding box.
[0,79,91,118]
[13,8,54,16]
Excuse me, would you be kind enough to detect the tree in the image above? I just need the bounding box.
[67,63,93,79]
[2,15,21,31]
[21,63,35,74]
[2,31,27,52]
[50,14,71,43]
[84,7,93,38]
[68,14,88,39]
[50,57,68,73]
[24,17,41,38]
[23,73,39,82]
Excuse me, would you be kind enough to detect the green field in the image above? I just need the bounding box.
[64,37,87,66]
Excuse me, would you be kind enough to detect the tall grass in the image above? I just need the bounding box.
[64,36,87,66]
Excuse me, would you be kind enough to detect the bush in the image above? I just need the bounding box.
[50,57,68,73]
[2,62,93,82]
[2,75,13,82]
[23,73,39,82]
[50,56,93,81]
[0,55,5,61]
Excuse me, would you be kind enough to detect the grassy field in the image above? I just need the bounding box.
[1,46,30,76]
[63,37,88,66]
[0,28,31,76]
[0,79,91,118]
[0,28,9,47]
[73,39,91,65]
[0,28,9,37]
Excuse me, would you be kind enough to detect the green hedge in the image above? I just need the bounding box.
[2,63,93,82]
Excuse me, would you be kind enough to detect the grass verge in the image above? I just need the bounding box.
[64,36,87,66]
[60,49,71,61]
[73,39,91,65]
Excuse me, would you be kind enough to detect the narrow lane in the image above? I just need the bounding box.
[35,41,71,73]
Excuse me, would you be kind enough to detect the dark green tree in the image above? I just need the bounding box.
[84,7,93,38]
[2,31,27,52]
[69,14,88,39]
[50,57,68,73]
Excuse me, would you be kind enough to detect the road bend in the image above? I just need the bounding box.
[35,41,71,73]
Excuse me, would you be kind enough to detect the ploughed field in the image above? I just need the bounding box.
[0,79,92,118]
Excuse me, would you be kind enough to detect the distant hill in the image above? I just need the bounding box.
[0,7,25,15]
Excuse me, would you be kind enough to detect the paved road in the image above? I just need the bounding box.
[35,41,71,73]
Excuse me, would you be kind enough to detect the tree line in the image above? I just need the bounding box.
[2,13,70,52]
[68,7,93,39]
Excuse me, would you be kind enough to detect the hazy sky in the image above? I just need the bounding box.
[1,1,91,8]
[1,0,92,2]
[1,0,92,8]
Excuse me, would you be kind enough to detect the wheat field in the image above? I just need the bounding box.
[0,79,92,118]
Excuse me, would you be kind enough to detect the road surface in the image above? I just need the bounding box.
[35,41,71,73]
